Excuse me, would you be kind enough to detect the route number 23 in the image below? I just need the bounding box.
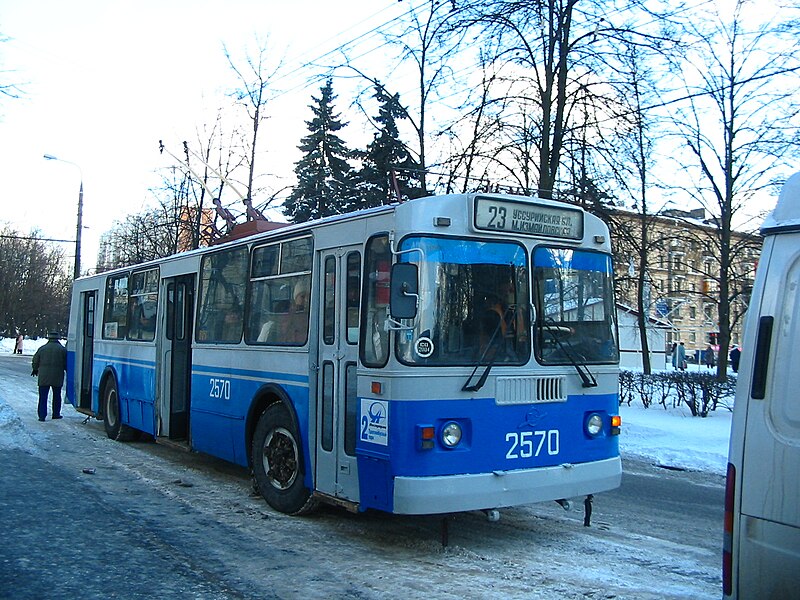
[505,430,560,459]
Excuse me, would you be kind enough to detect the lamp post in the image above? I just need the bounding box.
[44,154,84,280]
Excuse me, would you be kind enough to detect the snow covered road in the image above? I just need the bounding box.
[0,354,723,599]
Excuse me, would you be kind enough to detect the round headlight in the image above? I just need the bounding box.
[586,414,603,436]
[441,422,462,447]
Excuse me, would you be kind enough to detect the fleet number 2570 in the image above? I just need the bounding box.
[209,378,231,400]
[505,430,560,459]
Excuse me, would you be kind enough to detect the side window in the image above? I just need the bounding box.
[102,273,129,339]
[196,246,248,343]
[323,256,336,345]
[346,252,361,344]
[127,268,159,341]
[360,235,391,367]
[344,362,357,456]
[245,236,313,346]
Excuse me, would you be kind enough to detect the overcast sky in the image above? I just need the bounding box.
[0,0,407,268]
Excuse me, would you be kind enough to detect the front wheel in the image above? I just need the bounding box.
[102,378,139,442]
[252,403,316,515]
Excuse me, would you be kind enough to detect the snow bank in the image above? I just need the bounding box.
[619,401,731,475]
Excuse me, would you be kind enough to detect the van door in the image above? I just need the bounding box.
[738,235,800,594]
[315,248,362,504]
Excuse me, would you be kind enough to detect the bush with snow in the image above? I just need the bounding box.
[620,369,736,416]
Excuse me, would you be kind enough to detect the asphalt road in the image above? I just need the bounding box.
[0,354,724,599]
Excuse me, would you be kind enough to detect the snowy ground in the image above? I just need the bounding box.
[1,339,729,598]
[3,336,733,476]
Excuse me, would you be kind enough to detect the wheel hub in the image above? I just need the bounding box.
[263,427,298,490]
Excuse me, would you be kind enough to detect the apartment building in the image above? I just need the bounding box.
[607,207,760,363]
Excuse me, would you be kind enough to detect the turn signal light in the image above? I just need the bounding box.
[610,415,621,436]
[420,426,435,449]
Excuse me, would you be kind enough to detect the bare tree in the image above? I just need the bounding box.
[667,0,800,378]
[225,38,284,216]
[0,227,71,336]
[599,36,668,374]
[0,33,24,108]
[367,0,466,194]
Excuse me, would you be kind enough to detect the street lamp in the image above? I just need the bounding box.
[44,154,84,280]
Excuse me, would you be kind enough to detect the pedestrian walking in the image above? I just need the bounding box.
[31,332,67,421]
[14,332,23,354]
[672,341,687,371]
[730,346,741,373]
[702,344,716,369]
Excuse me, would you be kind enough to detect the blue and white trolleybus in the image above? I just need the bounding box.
[66,192,621,516]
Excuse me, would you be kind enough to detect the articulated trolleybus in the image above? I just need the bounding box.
[66,192,621,517]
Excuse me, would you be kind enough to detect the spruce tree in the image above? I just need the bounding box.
[284,80,356,223]
[356,86,425,208]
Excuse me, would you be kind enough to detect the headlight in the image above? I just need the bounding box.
[586,414,603,436]
[441,421,462,447]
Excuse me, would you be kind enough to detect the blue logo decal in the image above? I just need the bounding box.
[518,408,545,429]
[369,402,386,424]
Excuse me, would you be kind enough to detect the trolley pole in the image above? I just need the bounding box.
[44,154,84,279]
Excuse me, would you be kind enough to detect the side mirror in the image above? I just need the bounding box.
[390,263,419,319]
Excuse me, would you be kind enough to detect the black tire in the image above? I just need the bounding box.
[252,403,316,515]
[102,378,140,442]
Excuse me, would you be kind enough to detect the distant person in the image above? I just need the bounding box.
[669,342,677,368]
[31,331,67,422]
[702,344,716,369]
[14,332,23,354]
[672,341,687,371]
[730,346,741,373]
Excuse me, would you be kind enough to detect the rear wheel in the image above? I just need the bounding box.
[102,378,139,442]
[252,403,316,515]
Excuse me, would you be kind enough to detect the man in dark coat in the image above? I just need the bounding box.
[31,332,67,421]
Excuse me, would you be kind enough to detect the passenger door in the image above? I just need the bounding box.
[315,248,362,503]
[160,274,195,441]
[78,290,96,413]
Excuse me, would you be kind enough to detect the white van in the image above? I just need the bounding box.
[725,172,800,598]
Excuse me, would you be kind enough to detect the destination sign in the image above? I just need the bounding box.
[474,197,583,240]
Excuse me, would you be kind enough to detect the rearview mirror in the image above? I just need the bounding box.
[390,263,419,320]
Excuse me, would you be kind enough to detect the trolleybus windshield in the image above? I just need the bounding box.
[396,236,530,366]
[533,247,618,365]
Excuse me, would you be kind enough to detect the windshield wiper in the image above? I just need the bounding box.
[462,304,515,392]
[540,317,598,388]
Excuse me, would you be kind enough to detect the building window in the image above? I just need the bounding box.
[704,304,714,321]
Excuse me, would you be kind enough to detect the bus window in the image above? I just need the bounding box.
[127,268,159,341]
[361,235,391,367]
[246,237,313,346]
[346,252,361,344]
[323,256,336,345]
[533,248,619,365]
[344,362,357,455]
[102,273,129,339]
[197,247,248,343]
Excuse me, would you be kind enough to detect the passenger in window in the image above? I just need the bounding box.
[130,301,156,340]
[479,279,526,360]
[282,281,310,344]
